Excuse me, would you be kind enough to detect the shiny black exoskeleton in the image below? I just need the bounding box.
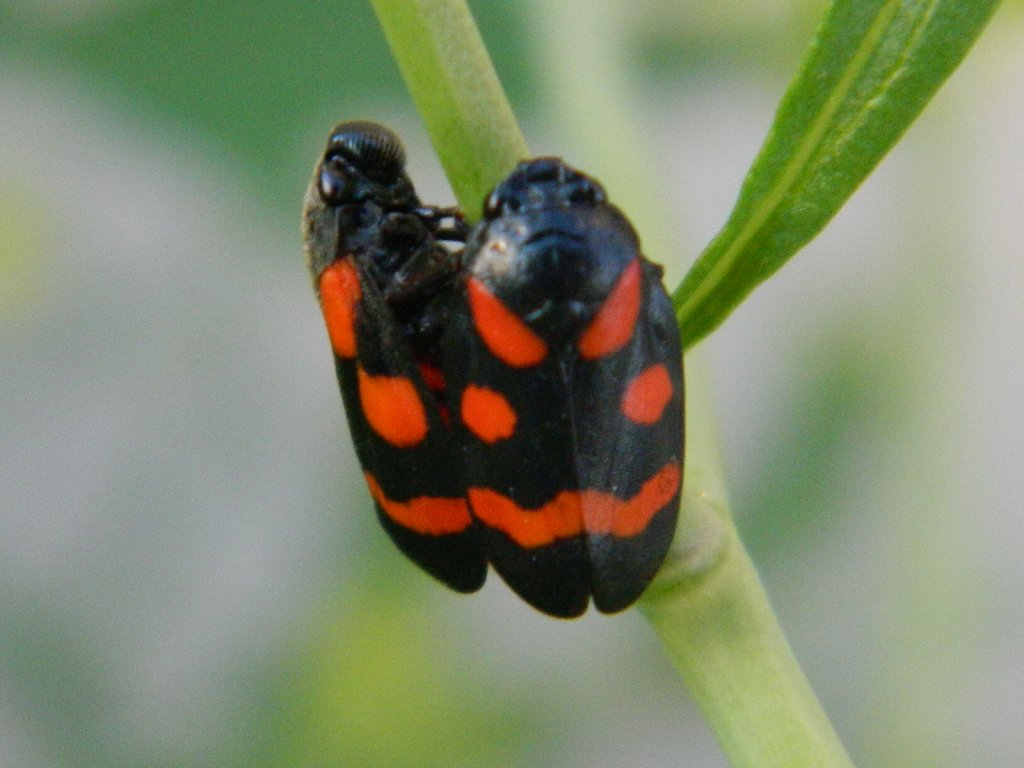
[472,158,640,339]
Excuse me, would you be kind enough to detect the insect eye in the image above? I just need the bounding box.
[565,176,605,206]
[329,122,406,183]
[567,182,597,205]
[317,156,355,204]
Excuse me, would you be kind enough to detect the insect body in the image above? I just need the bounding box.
[443,158,684,617]
[303,123,683,617]
[302,122,485,593]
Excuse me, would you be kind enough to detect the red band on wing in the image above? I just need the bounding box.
[468,486,582,548]
[357,365,428,447]
[318,259,361,358]
[467,278,548,368]
[469,461,680,548]
[581,462,680,538]
[365,473,472,535]
[578,259,641,360]
[621,363,674,425]
[460,384,517,443]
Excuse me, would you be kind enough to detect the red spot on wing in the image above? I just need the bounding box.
[365,473,472,535]
[318,259,361,358]
[460,384,517,443]
[357,365,428,447]
[469,461,680,547]
[578,259,641,360]
[621,364,674,425]
[467,278,548,368]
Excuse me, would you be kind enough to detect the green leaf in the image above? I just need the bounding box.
[674,0,1002,347]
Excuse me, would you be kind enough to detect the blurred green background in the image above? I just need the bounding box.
[1,1,1021,766]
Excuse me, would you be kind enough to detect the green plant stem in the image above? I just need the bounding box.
[640,358,854,768]
[371,1,854,765]
[642,522,855,768]
[369,0,529,215]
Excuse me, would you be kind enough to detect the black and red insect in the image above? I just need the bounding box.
[302,122,482,592]
[303,122,683,617]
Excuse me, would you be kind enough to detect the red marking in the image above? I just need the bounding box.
[418,361,446,393]
[416,362,449,425]
[583,462,680,538]
[357,365,428,447]
[468,487,580,548]
[621,364,673,425]
[467,278,548,368]
[365,473,472,535]
[460,384,517,443]
[578,259,641,359]
[318,259,361,358]
[469,462,680,548]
